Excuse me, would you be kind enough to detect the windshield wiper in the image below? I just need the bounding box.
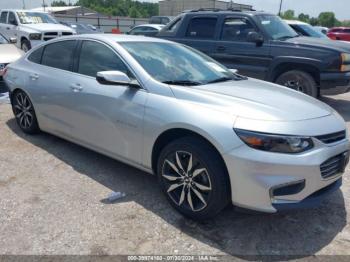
[162,80,202,86]
[276,35,299,40]
[207,74,248,84]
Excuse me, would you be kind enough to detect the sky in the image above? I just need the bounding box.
[1,0,349,20]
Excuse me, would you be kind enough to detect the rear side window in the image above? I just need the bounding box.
[0,12,8,23]
[186,17,217,39]
[344,29,350,33]
[221,18,257,41]
[78,40,130,78]
[41,40,76,71]
[28,46,44,64]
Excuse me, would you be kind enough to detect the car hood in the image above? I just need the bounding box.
[21,23,74,33]
[0,44,24,63]
[284,36,350,53]
[170,78,333,121]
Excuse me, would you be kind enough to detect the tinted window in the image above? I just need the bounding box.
[41,41,76,70]
[78,41,129,78]
[344,29,350,33]
[0,12,8,23]
[186,17,217,39]
[8,12,16,25]
[221,18,257,41]
[28,46,44,64]
[166,18,181,32]
[150,17,161,24]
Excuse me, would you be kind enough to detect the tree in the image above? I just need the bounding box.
[281,9,295,20]
[309,17,319,26]
[51,0,68,6]
[318,12,339,27]
[298,13,310,23]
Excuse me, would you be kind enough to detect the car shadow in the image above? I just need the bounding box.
[6,118,347,259]
[321,95,350,122]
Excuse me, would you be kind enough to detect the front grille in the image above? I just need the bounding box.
[320,152,349,179]
[316,131,346,144]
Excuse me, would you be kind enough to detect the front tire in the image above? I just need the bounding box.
[157,137,230,220]
[21,39,31,52]
[275,70,318,97]
[11,90,40,134]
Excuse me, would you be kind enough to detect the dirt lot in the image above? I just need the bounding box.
[1,93,350,258]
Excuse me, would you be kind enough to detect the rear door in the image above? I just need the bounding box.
[25,40,79,135]
[211,16,271,79]
[174,16,219,57]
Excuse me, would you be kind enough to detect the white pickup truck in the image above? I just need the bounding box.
[0,9,74,52]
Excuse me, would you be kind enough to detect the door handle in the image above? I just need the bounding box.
[70,83,83,92]
[29,73,39,80]
[217,46,226,52]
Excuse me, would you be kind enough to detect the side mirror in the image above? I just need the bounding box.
[229,69,238,74]
[96,71,139,88]
[247,32,264,45]
[9,37,17,44]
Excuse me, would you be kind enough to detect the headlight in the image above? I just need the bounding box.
[234,129,314,154]
[29,33,42,40]
[341,53,350,72]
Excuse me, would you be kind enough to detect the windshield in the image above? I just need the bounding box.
[17,12,57,24]
[0,34,8,44]
[293,24,327,38]
[258,15,298,40]
[120,42,240,85]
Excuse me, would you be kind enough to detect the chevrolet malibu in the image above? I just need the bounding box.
[4,35,350,220]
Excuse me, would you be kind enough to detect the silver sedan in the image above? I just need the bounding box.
[4,34,350,220]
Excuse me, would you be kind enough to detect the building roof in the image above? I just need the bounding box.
[30,6,83,13]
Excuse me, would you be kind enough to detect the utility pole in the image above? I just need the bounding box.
[42,0,46,12]
[22,0,25,9]
[278,0,283,16]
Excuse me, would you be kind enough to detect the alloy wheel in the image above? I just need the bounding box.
[283,80,304,92]
[13,92,34,129]
[162,151,212,212]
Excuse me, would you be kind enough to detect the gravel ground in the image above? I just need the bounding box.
[1,93,350,259]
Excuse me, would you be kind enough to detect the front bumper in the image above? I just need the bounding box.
[320,72,350,95]
[223,138,350,213]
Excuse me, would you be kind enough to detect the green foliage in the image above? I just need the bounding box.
[76,0,159,18]
[280,9,295,20]
[280,9,348,27]
[51,0,68,6]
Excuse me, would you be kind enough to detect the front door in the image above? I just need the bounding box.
[212,16,271,80]
[66,40,147,163]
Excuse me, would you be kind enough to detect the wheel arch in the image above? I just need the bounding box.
[267,59,321,86]
[151,128,230,180]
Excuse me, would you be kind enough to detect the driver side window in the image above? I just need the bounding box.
[221,18,257,42]
[78,40,132,78]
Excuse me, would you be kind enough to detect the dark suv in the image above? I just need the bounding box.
[157,9,350,97]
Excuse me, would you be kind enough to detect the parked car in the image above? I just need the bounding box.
[60,21,104,34]
[4,34,349,220]
[314,26,329,35]
[328,27,350,41]
[0,9,74,52]
[285,20,328,39]
[149,16,174,25]
[0,33,23,91]
[157,10,350,97]
[127,24,164,36]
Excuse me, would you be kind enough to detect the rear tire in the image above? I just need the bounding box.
[157,136,230,220]
[11,90,40,134]
[275,70,318,98]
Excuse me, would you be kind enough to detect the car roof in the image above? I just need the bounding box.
[181,10,273,17]
[56,34,173,43]
[284,20,308,25]
[1,9,47,13]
